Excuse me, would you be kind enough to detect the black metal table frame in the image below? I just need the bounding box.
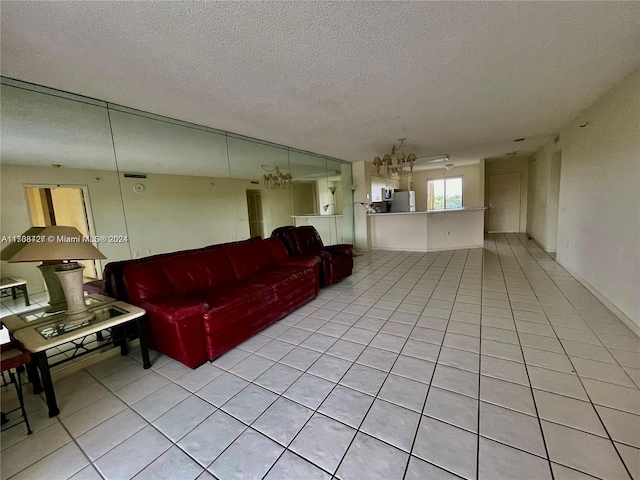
[30,316,151,418]
[0,282,30,307]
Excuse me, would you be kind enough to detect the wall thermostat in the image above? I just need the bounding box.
[134,183,145,193]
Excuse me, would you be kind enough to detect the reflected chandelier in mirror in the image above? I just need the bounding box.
[262,165,293,190]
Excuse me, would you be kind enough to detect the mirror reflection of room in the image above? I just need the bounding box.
[0,78,354,309]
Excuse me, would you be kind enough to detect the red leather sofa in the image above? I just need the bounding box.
[84,237,262,300]
[122,237,320,368]
[272,226,353,286]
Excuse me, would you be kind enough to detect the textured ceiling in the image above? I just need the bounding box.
[1,1,638,163]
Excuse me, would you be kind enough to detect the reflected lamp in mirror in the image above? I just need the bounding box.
[1,226,68,312]
[7,226,106,322]
[322,204,335,214]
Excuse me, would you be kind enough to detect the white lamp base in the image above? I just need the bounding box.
[38,263,67,312]
[54,264,94,323]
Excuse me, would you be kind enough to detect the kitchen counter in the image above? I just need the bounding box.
[368,207,486,216]
[368,207,486,252]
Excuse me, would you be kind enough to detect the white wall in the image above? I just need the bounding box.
[412,164,483,212]
[485,157,529,233]
[118,173,251,257]
[530,67,640,329]
[352,161,371,252]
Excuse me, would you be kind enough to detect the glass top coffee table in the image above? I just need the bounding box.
[2,293,115,333]
[12,301,149,417]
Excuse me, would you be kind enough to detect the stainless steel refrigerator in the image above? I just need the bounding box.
[390,191,416,212]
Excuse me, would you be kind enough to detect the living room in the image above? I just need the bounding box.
[1,2,639,480]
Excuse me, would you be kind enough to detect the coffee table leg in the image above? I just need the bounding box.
[26,361,43,394]
[118,326,129,356]
[137,317,151,369]
[35,351,59,418]
[22,284,30,306]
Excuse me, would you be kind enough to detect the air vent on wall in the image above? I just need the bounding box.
[124,173,147,179]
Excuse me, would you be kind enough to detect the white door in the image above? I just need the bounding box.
[246,190,264,238]
[488,173,521,233]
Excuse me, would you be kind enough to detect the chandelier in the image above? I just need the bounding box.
[262,165,292,190]
[373,138,417,178]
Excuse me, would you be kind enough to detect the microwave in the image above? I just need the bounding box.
[381,188,394,201]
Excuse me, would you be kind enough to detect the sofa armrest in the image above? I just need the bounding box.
[325,244,353,257]
[137,295,208,324]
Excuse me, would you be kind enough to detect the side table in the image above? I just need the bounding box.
[0,277,29,307]
[12,301,149,417]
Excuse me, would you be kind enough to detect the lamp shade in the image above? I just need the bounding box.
[0,227,46,261]
[7,226,106,263]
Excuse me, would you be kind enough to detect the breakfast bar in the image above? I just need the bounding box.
[368,207,486,252]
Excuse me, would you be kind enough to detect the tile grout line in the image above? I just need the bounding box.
[399,249,472,480]
[259,250,440,479]
[326,250,449,478]
[476,244,484,480]
[4,246,636,479]
[507,233,636,479]
[489,233,555,480]
[511,233,639,389]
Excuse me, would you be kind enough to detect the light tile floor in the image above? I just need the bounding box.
[1,233,639,479]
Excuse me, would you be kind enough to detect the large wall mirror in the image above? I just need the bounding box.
[0,79,126,298]
[1,78,353,300]
[108,107,234,257]
[227,136,292,239]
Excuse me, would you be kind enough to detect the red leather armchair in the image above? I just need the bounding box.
[272,226,353,286]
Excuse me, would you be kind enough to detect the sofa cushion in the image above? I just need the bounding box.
[123,262,172,303]
[264,237,290,263]
[223,240,277,280]
[245,269,311,299]
[161,249,237,296]
[197,282,275,334]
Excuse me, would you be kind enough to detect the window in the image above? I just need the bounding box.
[427,177,463,210]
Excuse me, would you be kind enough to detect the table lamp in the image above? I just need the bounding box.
[1,227,67,312]
[7,226,106,322]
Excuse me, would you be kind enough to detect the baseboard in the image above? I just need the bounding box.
[428,243,485,252]
[525,232,554,253]
[370,247,428,252]
[555,259,640,338]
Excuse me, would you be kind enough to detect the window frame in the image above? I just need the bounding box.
[427,176,464,210]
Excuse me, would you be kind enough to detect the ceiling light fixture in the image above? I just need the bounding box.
[373,138,417,178]
[261,165,292,190]
[444,164,454,170]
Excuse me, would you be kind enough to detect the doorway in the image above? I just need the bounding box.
[488,173,521,233]
[246,190,264,238]
[25,186,99,278]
